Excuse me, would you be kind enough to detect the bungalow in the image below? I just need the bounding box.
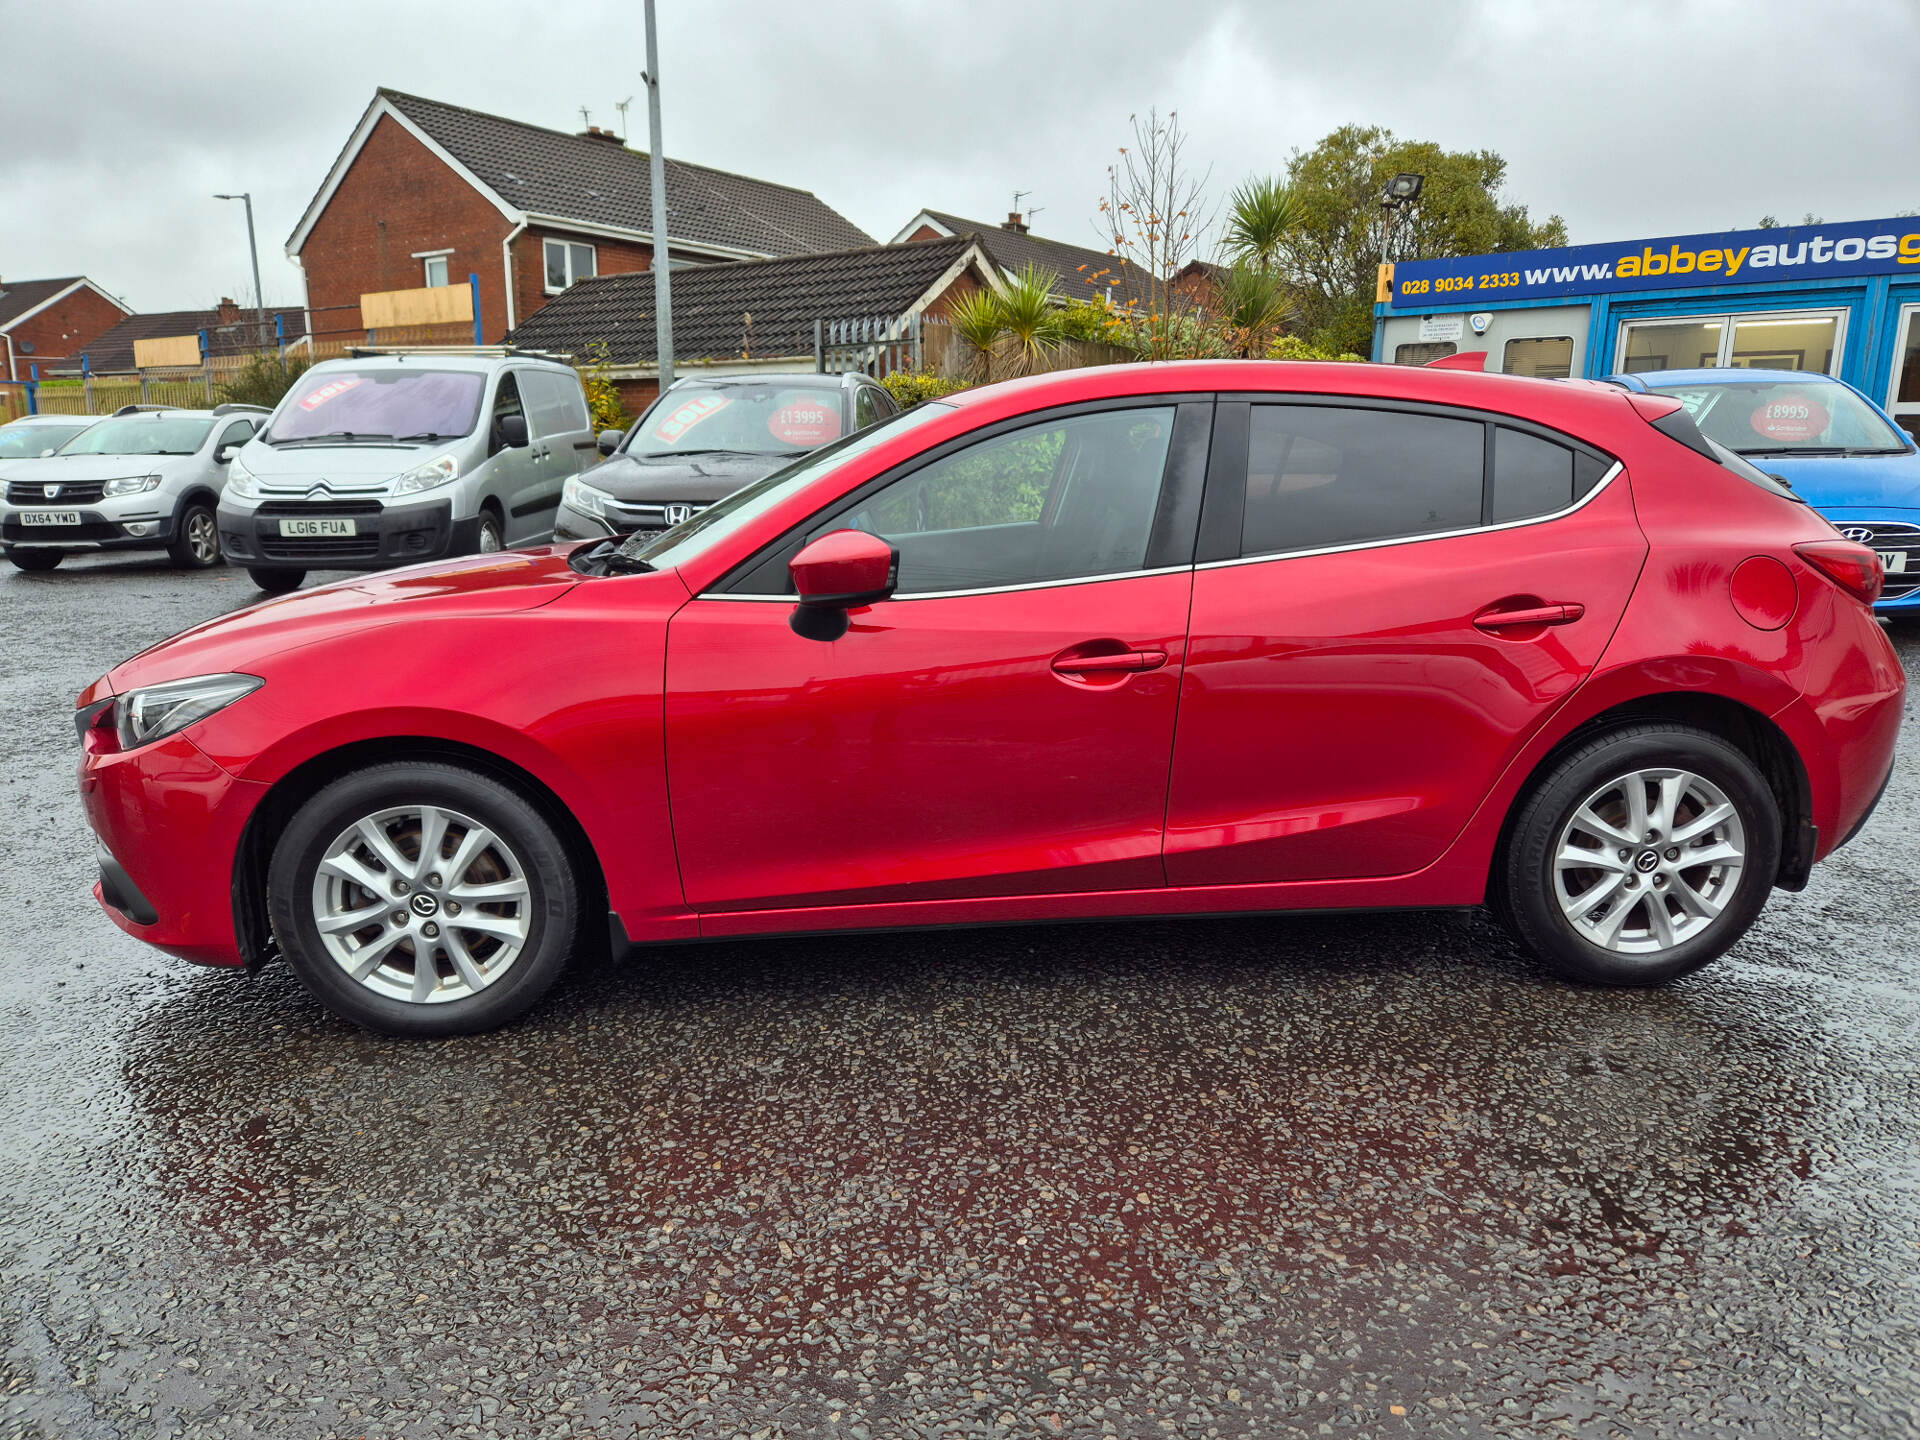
[505,234,998,411]
[47,299,310,375]
[287,89,875,346]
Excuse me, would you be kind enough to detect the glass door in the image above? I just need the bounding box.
[1887,303,1920,440]
[1616,309,1845,376]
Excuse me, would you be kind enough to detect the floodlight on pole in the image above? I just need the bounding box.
[1377,171,1426,279]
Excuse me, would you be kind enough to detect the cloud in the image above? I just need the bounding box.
[3,0,1914,315]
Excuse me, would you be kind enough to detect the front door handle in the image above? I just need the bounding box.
[1051,648,1169,675]
[1473,602,1585,631]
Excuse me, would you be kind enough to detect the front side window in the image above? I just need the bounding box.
[834,406,1176,594]
[854,386,882,429]
[1242,406,1483,557]
[1647,379,1909,456]
[59,416,214,456]
[216,419,255,452]
[518,368,589,438]
[265,369,486,444]
[543,239,596,293]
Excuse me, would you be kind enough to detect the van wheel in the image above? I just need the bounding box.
[267,761,581,1036]
[1498,724,1779,986]
[168,502,222,569]
[247,567,305,594]
[478,508,504,553]
[6,547,62,572]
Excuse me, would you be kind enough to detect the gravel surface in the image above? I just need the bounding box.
[2,554,1918,1439]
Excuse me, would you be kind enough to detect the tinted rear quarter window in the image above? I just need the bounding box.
[1489,427,1572,522]
[1244,406,1483,556]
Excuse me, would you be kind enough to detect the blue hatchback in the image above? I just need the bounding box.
[1607,368,1920,615]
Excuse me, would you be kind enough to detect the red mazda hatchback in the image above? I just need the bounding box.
[76,362,1903,1035]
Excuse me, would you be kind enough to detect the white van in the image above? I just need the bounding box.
[217,352,596,592]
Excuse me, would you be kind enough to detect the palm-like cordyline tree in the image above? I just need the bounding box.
[1221,175,1302,273]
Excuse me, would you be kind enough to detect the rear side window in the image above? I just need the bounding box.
[1243,406,1482,556]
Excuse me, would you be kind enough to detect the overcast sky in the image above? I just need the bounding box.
[4,0,1916,314]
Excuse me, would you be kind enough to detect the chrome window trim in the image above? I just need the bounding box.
[1196,459,1625,574]
[702,564,1191,603]
[693,462,1625,601]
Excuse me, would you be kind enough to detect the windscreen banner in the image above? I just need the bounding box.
[1388,216,1920,308]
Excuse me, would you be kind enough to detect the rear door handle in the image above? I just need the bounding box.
[1051,648,1169,675]
[1473,602,1585,631]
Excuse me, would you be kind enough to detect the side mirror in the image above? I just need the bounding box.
[214,445,234,465]
[498,413,529,449]
[788,529,898,641]
[597,428,624,456]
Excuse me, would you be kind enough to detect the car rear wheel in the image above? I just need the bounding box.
[268,761,581,1036]
[5,547,62,572]
[1498,724,1780,986]
[247,567,305,594]
[168,502,221,569]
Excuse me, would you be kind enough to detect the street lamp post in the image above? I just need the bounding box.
[214,193,268,350]
[643,0,675,391]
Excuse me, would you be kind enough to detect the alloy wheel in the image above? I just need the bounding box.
[309,804,532,1004]
[187,510,219,564]
[1552,767,1746,954]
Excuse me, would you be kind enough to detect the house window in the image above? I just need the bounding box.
[422,255,449,288]
[544,239,597,293]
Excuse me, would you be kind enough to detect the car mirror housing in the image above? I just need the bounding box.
[788,529,898,640]
[214,445,234,465]
[498,414,529,449]
[597,429,624,456]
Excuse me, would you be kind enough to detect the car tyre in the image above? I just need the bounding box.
[268,761,581,1036]
[5,547,62,572]
[168,501,222,569]
[247,567,305,594]
[1498,723,1779,986]
[478,507,504,554]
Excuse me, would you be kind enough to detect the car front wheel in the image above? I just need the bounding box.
[6,547,62,572]
[267,761,581,1035]
[1499,724,1780,986]
[247,567,305,594]
[168,502,222,569]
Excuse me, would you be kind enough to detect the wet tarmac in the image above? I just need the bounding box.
[2,554,1918,1439]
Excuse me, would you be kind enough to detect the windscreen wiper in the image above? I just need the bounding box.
[269,431,398,446]
[572,539,655,576]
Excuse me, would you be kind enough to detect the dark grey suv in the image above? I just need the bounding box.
[554,372,897,544]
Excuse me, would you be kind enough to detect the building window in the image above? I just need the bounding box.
[1617,310,1844,376]
[422,255,449,288]
[1503,336,1575,379]
[1393,341,1456,365]
[544,239,597,293]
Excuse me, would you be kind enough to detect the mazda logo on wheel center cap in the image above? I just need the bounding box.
[1635,850,1660,872]
[409,891,440,917]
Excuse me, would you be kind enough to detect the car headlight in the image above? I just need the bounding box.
[114,673,264,750]
[224,457,260,499]
[391,454,460,496]
[103,473,163,497]
[562,475,611,519]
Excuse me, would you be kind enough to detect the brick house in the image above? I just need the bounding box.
[286,90,874,347]
[506,234,997,413]
[0,276,132,381]
[53,299,310,375]
[893,209,1223,312]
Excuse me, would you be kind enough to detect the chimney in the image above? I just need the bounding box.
[1002,212,1030,234]
[217,297,239,325]
[577,125,623,144]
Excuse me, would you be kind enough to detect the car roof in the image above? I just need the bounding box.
[667,371,855,390]
[310,353,569,375]
[4,413,94,426]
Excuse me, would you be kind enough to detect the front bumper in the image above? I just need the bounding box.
[553,500,618,542]
[219,496,475,570]
[79,723,264,966]
[2,505,179,552]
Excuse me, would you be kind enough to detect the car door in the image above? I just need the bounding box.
[484,371,548,542]
[664,399,1211,912]
[1164,399,1646,885]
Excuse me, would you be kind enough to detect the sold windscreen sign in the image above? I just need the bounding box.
[1390,215,1920,308]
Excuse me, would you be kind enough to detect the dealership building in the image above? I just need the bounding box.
[1374,215,1920,437]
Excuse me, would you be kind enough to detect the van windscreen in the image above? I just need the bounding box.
[265,370,486,444]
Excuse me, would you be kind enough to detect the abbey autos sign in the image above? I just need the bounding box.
[1388,216,1920,308]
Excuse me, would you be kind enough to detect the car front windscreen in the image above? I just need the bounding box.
[266,369,486,443]
[0,423,88,458]
[1649,380,1911,456]
[618,402,956,572]
[57,416,213,456]
[627,383,848,458]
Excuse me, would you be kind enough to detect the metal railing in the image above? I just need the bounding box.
[815,313,922,377]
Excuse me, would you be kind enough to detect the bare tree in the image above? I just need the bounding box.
[1096,109,1216,358]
